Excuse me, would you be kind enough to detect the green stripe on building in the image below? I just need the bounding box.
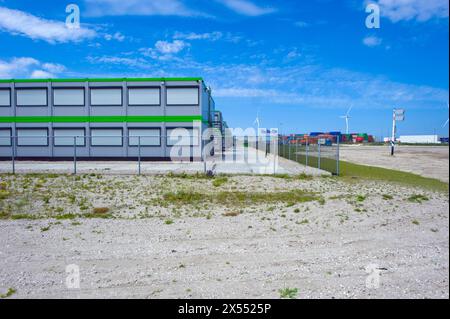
[0,77,203,83]
[0,115,204,123]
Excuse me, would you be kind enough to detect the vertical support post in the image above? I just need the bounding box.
[12,135,15,175]
[296,140,298,163]
[305,138,309,167]
[336,135,340,176]
[138,136,141,175]
[318,141,321,170]
[391,109,396,156]
[288,142,291,160]
[73,136,77,175]
[233,136,236,162]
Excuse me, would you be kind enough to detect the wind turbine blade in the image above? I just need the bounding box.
[346,104,353,116]
[443,119,449,128]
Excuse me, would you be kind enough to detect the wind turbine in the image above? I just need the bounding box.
[254,108,261,134]
[340,105,353,134]
[443,103,449,128]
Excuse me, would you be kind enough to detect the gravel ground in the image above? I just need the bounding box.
[0,173,448,299]
[339,145,449,182]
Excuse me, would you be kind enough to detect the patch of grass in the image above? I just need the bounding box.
[55,213,78,220]
[279,287,298,299]
[92,207,110,214]
[162,190,320,206]
[296,219,309,225]
[294,208,300,213]
[40,226,50,232]
[223,211,240,217]
[412,219,420,225]
[164,219,174,225]
[382,194,393,200]
[10,214,38,220]
[0,288,16,298]
[0,190,10,200]
[212,177,228,187]
[407,194,429,203]
[356,195,366,202]
[338,160,448,192]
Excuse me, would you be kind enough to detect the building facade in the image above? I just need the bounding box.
[0,77,219,160]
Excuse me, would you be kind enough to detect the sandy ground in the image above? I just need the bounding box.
[339,145,449,182]
[0,173,448,299]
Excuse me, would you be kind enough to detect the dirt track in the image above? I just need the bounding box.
[339,145,449,182]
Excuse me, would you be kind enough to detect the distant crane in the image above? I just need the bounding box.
[340,105,353,134]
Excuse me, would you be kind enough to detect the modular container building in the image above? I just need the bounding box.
[0,77,217,160]
[398,135,441,144]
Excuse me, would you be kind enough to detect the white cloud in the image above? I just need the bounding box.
[375,0,449,22]
[363,35,383,47]
[218,0,276,16]
[0,6,97,43]
[0,57,66,78]
[84,0,201,17]
[294,21,310,28]
[155,40,189,54]
[174,31,223,41]
[104,32,126,42]
[31,70,54,78]
[87,56,149,68]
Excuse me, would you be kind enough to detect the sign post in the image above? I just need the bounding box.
[391,108,405,156]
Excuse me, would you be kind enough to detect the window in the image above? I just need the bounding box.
[128,128,160,146]
[16,88,47,106]
[0,89,11,106]
[53,88,85,106]
[54,128,86,146]
[91,128,123,146]
[128,87,160,106]
[166,128,199,146]
[17,128,48,146]
[90,88,122,106]
[166,87,199,106]
[0,129,11,146]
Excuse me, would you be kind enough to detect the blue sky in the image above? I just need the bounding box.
[0,0,448,137]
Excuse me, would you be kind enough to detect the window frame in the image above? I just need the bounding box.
[53,127,86,147]
[16,88,48,107]
[90,87,123,107]
[127,86,161,106]
[166,127,200,147]
[0,88,11,107]
[52,87,86,107]
[16,127,49,147]
[128,127,162,147]
[90,127,124,147]
[165,86,200,106]
[0,128,12,146]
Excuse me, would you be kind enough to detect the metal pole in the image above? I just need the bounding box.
[11,135,15,174]
[296,140,298,163]
[306,138,309,167]
[391,109,396,156]
[336,135,340,176]
[138,136,141,175]
[73,136,77,175]
[288,142,291,160]
[318,141,321,170]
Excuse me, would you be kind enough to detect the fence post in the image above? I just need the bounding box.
[73,136,77,175]
[296,141,298,163]
[11,135,15,174]
[336,135,340,176]
[138,136,141,175]
[306,138,309,167]
[233,136,236,162]
[318,141,321,170]
[288,142,291,160]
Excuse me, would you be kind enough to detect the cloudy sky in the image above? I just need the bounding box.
[0,0,448,137]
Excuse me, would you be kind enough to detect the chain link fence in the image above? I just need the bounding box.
[278,136,340,175]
